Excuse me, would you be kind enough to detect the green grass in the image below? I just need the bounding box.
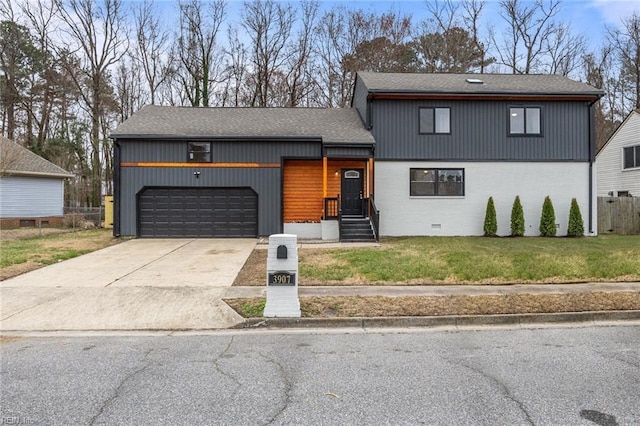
[300,236,640,284]
[0,239,40,268]
[0,229,116,269]
[237,299,266,317]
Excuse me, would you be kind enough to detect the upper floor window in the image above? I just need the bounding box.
[623,144,640,169]
[188,142,211,162]
[410,168,464,196]
[419,107,450,134]
[509,107,541,135]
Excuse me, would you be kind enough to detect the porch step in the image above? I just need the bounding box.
[340,218,376,242]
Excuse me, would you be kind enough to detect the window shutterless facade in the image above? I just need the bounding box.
[623,145,640,169]
[188,142,212,162]
[419,107,450,134]
[509,107,541,135]
[410,168,464,196]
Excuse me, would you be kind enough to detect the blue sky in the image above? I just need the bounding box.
[222,0,639,45]
[133,0,640,48]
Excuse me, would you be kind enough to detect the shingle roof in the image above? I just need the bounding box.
[357,72,604,97]
[111,106,375,145]
[0,137,73,178]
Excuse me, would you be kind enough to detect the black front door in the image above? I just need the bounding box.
[341,169,364,216]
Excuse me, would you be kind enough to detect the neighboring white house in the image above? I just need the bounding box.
[597,110,640,197]
[0,136,74,228]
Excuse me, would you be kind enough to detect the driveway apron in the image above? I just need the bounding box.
[0,239,257,332]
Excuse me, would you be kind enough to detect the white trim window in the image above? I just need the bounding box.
[410,168,464,196]
[623,144,640,170]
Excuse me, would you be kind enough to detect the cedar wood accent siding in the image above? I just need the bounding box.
[283,159,369,222]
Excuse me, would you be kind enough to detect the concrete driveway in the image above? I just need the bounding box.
[0,239,257,332]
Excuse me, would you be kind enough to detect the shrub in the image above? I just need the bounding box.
[567,198,584,237]
[539,196,557,237]
[510,195,525,237]
[483,197,498,237]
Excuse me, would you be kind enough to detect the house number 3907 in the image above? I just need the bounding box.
[268,272,295,286]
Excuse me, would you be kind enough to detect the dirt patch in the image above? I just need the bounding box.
[0,228,72,241]
[225,292,640,318]
[0,261,45,281]
[233,249,267,285]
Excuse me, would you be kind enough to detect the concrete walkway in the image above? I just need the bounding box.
[0,239,256,332]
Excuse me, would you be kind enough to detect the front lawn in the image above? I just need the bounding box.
[233,236,640,285]
[0,229,120,280]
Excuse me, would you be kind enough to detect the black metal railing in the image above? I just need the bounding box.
[323,197,340,219]
[366,197,380,241]
[338,201,343,241]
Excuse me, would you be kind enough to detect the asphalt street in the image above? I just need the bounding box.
[1,324,639,425]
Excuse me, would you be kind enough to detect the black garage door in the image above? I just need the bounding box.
[138,187,258,237]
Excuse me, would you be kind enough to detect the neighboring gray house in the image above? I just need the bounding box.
[0,137,74,228]
[596,110,640,197]
[111,72,602,239]
[352,72,603,236]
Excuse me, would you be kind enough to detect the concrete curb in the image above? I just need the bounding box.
[235,310,640,329]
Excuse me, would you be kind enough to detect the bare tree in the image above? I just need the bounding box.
[313,8,413,107]
[494,0,561,74]
[608,12,640,111]
[414,0,492,73]
[242,0,295,107]
[54,0,129,206]
[284,0,319,107]
[462,0,492,73]
[313,7,350,107]
[582,47,619,150]
[220,26,248,107]
[174,0,227,107]
[132,0,171,106]
[545,23,585,77]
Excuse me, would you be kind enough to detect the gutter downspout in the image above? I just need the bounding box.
[366,97,373,130]
[587,98,599,235]
[113,139,121,237]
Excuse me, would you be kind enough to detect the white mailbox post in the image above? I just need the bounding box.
[264,234,301,317]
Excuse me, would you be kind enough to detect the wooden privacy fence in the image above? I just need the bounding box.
[598,197,640,235]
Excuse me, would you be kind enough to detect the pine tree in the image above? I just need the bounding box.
[483,197,497,237]
[567,198,584,237]
[510,195,525,237]
[539,196,557,237]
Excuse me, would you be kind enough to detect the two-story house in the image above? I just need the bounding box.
[110,72,602,239]
[353,72,603,236]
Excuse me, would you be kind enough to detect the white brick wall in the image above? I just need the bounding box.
[375,161,593,236]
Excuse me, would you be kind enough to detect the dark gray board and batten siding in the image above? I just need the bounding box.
[116,139,322,237]
[368,99,592,161]
[352,77,370,128]
[120,140,321,163]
